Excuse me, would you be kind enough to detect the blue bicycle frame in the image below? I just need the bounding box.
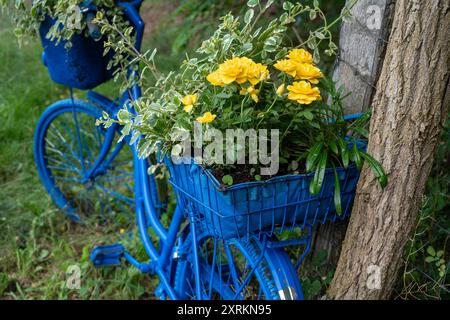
[85,0,185,299]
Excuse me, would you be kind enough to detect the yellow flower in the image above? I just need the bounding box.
[206,71,226,86]
[288,48,314,64]
[181,94,198,113]
[274,59,298,77]
[119,228,126,234]
[196,112,217,124]
[247,62,270,85]
[240,86,260,103]
[294,63,323,84]
[287,81,321,105]
[207,57,269,86]
[183,105,194,113]
[276,84,285,96]
[217,58,247,84]
[181,94,198,106]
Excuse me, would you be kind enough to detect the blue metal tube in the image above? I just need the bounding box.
[159,204,184,267]
[155,266,178,300]
[136,197,158,261]
[123,252,151,273]
[131,142,159,262]
[189,211,202,300]
[138,157,168,242]
[85,122,119,180]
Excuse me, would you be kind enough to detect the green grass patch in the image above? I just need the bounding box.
[0,14,157,300]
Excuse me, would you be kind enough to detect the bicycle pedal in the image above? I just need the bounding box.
[90,244,125,267]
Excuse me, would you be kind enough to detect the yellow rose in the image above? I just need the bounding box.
[181,94,198,113]
[288,48,314,64]
[295,63,323,84]
[273,59,298,78]
[206,71,226,86]
[247,62,270,85]
[240,86,260,103]
[207,57,269,86]
[276,84,285,96]
[287,81,321,105]
[217,58,247,84]
[183,105,194,113]
[196,112,217,124]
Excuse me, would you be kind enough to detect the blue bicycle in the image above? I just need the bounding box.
[34,0,362,300]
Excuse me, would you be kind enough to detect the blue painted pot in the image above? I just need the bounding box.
[39,16,114,90]
[165,140,365,240]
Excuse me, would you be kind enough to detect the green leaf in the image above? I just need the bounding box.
[222,175,234,186]
[314,31,325,40]
[304,111,314,120]
[337,139,349,169]
[329,140,339,155]
[352,126,370,138]
[222,34,234,51]
[351,142,362,170]
[264,0,275,9]
[425,256,435,263]
[247,0,259,8]
[283,2,294,11]
[117,109,130,122]
[426,246,436,257]
[244,9,254,24]
[333,166,342,215]
[360,152,388,188]
[306,142,323,172]
[309,279,322,296]
[310,153,327,195]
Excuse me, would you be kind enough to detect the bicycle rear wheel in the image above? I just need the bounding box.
[34,99,134,222]
[173,232,303,300]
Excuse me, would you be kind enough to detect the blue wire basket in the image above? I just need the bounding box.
[165,142,365,240]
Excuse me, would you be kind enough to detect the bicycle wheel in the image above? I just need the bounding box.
[173,232,303,300]
[34,98,134,222]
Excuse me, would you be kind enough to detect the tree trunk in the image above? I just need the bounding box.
[328,0,450,299]
[311,0,394,265]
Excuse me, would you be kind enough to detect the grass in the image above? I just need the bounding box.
[0,14,158,299]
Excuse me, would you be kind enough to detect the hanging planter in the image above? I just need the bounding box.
[4,0,141,90]
[39,15,114,90]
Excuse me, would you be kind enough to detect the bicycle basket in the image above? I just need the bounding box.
[39,16,114,90]
[165,142,364,240]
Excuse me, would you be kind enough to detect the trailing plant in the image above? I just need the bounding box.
[95,0,386,213]
[0,0,128,47]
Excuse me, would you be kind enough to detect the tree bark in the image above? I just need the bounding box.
[328,0,450,299]
[311,0,395,265]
